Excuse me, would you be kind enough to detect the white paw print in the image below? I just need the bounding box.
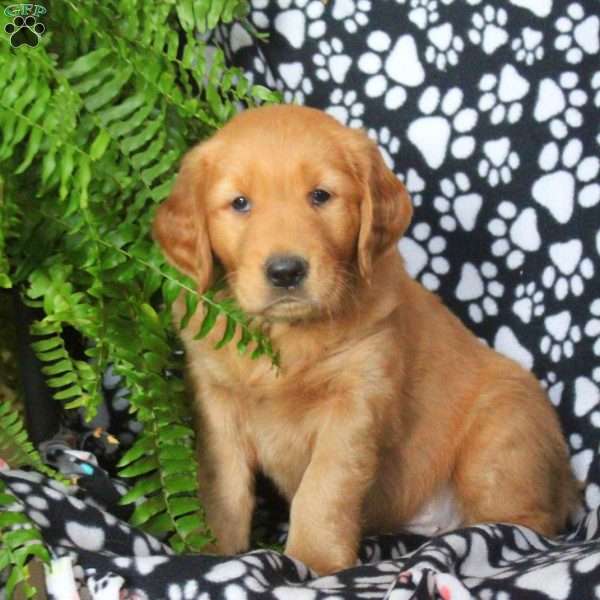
[425,23,464,70]
[408,86,478,169]
[511,27,544,65]
[478,64,530,125]
[513,282,545,324]
[313,38,352,84]
[488,201,541,269]
[276,63,313,104]
[554,2,600,65]
[399,223,450,291]
[433,172,483,232]
[593,71,600,108]
[358,31,425,110]
[478,137,520,187]
[331,0,372,33]
[469,5,509,55]
[542,239,594,300]
[534,72,588,139]
[326,89,364,128]
[541,310,581,362]
[540,371,563,407]
[455,261,504,324]
[400,168,426,208]
[584,299,600,357]
[533,139,600,223]
[367,126,401,169]
[408,0,439,29]
[249,56,277,89]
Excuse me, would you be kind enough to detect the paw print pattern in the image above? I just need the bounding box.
[533,139,600,223]
[401,168,426,208]
[511,27,544,65]
[488,201,541,269]
[368,126,401,169]
[408,0,439,30]
[554,2,600,65]
[332,0,372,33]
[541,310,582,362]
[433,172,483,232]
[408,86,478,169]
[358,31,425,110]
[455,261,504,324]
[313,38,352,84]
[513,282,545,324]
[326,89,365,128]
[469,5,509,55]
[399,223,450,291]
[276,62,314,104]
[584,299,600,357]
[534,72,588,139]
[592,71,600,108]
[425,23,464,70]
[478,65,530,125]
[542,239,595,300]
[5,15,45,47]
[478,137,520,187]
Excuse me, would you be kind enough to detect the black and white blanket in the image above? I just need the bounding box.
[3,1,600,598]
[2,467,600,599]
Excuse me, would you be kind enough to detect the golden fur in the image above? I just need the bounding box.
[153,105,577,574]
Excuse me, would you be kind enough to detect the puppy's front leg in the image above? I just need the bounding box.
[196,390,255,555]
[285,408,378,575]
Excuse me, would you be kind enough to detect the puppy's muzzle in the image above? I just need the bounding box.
[265,255,309,289]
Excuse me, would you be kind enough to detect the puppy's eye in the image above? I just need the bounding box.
[231,196,251,213]
[310,188,331,206]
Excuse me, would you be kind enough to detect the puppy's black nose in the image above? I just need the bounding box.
[265,255,308,288]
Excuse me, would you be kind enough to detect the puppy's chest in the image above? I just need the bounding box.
[236,377,329,500]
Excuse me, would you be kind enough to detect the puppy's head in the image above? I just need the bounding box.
[153,105,412,321]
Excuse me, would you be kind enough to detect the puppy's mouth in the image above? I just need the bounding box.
[258,295,319,321]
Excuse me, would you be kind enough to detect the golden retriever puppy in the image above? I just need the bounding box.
[153,105,577,575]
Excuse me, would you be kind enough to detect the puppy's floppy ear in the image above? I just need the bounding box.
[357,139,413,279]
[153,143,213,292]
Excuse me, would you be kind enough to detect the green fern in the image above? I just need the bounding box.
[0,0,281,559]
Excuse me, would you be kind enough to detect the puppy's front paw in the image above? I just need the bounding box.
[285,540,356,575]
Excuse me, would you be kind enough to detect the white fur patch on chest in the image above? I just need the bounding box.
[402,485,463,536]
